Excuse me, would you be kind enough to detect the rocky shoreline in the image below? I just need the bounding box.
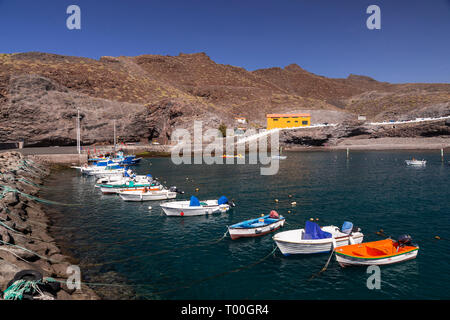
[0,151,99,300]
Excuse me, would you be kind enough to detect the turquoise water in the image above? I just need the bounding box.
[42,151,450,299]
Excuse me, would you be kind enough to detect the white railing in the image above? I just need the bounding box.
[235,123,338,144]
[368,115,450,126]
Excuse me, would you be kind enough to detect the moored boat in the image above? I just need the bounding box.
[405,158,426,166]
[96,174,157,194]
[118,188,177,201]
[100,183,162,194]
[228,210,285,240]
[271,155,287,160]
[160,196,234,216]
[222,154,243,159]
[273,221,364,255]
[335,235,419,267]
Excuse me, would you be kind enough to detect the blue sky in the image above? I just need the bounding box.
[0,0,449,83]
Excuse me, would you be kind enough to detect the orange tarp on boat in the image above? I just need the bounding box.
[338,239,416,258]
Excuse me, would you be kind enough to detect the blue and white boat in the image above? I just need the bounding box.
[88,151,141,166]
[80,160,125,176]
[273,221,364,255]
[228,211,285,240]
[160,196,233,217]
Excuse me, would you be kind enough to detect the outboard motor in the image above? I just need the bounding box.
[218,196,235,207]
[397,234,413,247]
[228,199,236,207]
[169,186,185,194]
[341,221,353,235]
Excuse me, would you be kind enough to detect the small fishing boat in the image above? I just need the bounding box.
[222,154,244,159]
[88,151,141,166]
[335,235,419,267]
[80,160,125,176]
[96,174,157,194]
[118,188,177,201]
[160,196,234,216]
[100,183,162,195]
[273,221,364,255]
[228,210,285,240]
[405,158,426,166]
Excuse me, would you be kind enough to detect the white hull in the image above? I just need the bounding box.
[101,185,161,195]
[405,160,426,166]
[336,249,418,267]
[82,168,124,177]
[229,220,285,239]
[92,169,125,177]
[118,190,176,201]
[273,226,364,255]
[160,200,230,216]
[271,155,286,160]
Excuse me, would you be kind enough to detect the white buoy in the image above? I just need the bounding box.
[148,206,152,210]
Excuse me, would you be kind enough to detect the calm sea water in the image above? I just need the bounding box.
[41,151,450,300]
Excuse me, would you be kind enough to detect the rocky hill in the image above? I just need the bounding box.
[0,52,449,146]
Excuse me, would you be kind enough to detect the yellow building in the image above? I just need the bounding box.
[266,113,311,129]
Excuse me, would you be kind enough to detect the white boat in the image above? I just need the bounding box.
[160,196,233,217]
[81,164,125,177]
[335,236,419,267]
[96,174,127,185]
[405,159,426,166]
[96,174,156,194]
[273,221,364,255]
[100,183,162,195]
[228,211,285,240]
[118,189,177,201]
[271,155,287,160]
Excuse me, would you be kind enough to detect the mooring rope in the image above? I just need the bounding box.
[17,177,48,189]
[0,217,57,244]
[0,245,278,299]
[19,159,48,174]
[309,247,335,281]
[142,245,278,298]
[0,239,60,263]
[0,185,77,206]
[82,229,230,268]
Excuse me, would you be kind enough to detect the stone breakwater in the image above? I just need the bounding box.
[0,151,98,300]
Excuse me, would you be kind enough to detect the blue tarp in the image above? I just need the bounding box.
[190,196,200,206]
[303,221,332,240]
[218,196,228,205]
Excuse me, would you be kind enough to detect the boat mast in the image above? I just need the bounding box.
[113,119,116,155]
[76,108,81,154]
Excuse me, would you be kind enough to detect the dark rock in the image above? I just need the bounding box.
[3,192,19,207]
[57,289,73,300]
[50,262,71,278]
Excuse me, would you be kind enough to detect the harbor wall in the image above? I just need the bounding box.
[0,151,98,300]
